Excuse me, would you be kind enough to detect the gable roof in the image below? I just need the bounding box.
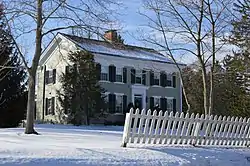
[60,33,186,66]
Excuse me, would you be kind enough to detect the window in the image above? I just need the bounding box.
[46,97,55,115]
[101,66,108,81]
[45,69,56,84]
[167,99,173,112]
[136,70,142,84]
[154,72,160,85]
[167,74,172,87]
[115,95,123,113]
[154,97,160,106]
[101,93,109,103]
[116,68,123,82]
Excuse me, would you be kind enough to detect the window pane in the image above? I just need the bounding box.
[101,73,108,81]
[167,99,173,111]
[115,95,123,113]
[49,70,53,78]
[101,66,108,73]
[154,98,160,105]
[116,75,122,82]
[167,80,172,86]
[154,73,160,79]
[154,79,159,85]
[116,68,122,75]
[136,77,141,84]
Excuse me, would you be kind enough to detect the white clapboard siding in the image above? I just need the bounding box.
[121,109,250,148]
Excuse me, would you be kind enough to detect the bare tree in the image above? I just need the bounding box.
[3,0,119,134]
[140,0,233,115]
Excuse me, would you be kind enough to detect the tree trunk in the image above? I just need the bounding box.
[25,75,37,134]
[209,67,214,116]
[24,0,43,134]
[208,11,216,116]
[179,73,191,113]
[201,65,209,115]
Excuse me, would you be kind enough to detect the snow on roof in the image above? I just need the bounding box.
[61,33,185,65]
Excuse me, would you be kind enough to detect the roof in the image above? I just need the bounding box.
[60,33,186,65]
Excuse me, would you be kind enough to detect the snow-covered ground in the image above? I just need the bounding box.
[0,124,250,166]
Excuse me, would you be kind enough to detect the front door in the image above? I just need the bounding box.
[131,85,148,110]
[134,94,142,110]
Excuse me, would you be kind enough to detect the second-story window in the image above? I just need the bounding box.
[136,70,142,84]
[45,69,56,84]
[166,74,172,87]
[116,68,123,82]
[154,72,160,86]
[101,66,108,81]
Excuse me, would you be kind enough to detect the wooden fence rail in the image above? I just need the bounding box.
[121,109,250,148]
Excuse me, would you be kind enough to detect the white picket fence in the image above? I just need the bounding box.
[121,109,250,148]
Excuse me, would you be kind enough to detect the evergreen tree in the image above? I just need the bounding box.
[0,3,27,127]
[183,58,250,117]
[230,0,250,53]
[213,55,250,117]
[228,0,250,93]
[182,67,203,114]
[57,50,106,125]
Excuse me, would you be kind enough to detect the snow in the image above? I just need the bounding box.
[0,124,250,166]
[76,41,175,63]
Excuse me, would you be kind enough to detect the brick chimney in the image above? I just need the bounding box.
[104,30,118,42]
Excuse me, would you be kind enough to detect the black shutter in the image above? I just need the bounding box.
[45,98,48,115]
[160,98,167,112]
[108,94,112,113]
[160,98,164,111]
[53,69,56,84]
[173,75,176,88]
[150,71,154,86]
[65,66,69,75]
[173,99,176,113]
[123,68,127,83]
[131,68,135,84]
[123,95,127,114]
[109,65,116,82]
[108,94,116,113]
[160,72,167,87]
[113,66,116,82]
[45,71,49,84]
[150,97,154,109]
[96,63,101,80]
[142,70,146,85]
[73,64,77,73]
[109,66,113,82]
[51,97,55,115]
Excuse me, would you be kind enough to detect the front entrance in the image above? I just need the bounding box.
[134,94,142,110]
[131,85,148,110]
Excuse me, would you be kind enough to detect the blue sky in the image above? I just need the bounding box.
[11,0,234,66]
[16,0,152,64]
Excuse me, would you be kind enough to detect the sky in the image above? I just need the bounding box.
[9,0,237,66]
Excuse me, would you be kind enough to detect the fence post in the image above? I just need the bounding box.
[121,112,132,147]
[193,120,201,145]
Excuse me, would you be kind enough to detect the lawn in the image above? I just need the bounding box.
[0,124,249,166]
